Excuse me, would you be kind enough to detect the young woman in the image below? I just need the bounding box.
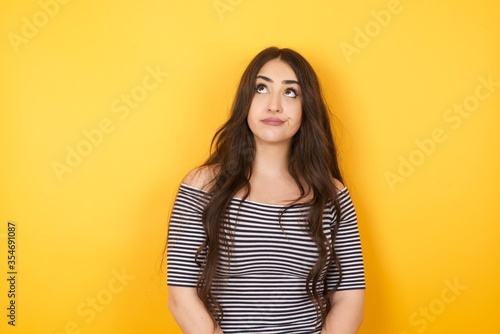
[167,47,365,333]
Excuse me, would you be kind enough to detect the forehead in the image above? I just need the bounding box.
[257,59,298,80]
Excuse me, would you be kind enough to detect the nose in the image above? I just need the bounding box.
[267,91,282,113]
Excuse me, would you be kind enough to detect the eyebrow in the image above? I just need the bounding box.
[256,75,300,86]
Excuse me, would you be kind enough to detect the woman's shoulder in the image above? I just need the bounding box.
[181,165,219,192]
[332,177,346,193]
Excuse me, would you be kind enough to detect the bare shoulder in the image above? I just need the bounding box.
[333,178,346,192]
[182,165,218,191]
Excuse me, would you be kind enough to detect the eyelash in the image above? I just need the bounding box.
[254,84,299,98]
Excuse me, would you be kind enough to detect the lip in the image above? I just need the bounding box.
[261,117,286,126]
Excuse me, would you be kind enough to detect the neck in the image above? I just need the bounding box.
[252,140,291,178]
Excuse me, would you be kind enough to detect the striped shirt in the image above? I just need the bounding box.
[167,183,365,333]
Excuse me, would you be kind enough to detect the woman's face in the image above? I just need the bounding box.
[247,58,303,146]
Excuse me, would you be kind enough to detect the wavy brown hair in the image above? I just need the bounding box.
[193,47,344,327]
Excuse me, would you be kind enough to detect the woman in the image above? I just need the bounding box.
[167,47,365,333]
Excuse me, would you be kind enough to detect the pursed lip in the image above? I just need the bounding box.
[261,117,286,126]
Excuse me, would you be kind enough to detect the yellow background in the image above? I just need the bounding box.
[1,0,499,333]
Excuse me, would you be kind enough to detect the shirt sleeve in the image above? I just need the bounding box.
[167,184,208,287]
[327,188,366,291]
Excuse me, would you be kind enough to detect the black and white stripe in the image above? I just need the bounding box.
[167,184,365,333]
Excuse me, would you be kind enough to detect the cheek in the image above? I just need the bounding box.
[249,95,265,113]
[247,103,257,120]
[246,106,259,132]
[293,106,303,126]
[247,96,260,116]
[292,109,303,135]
[288,111,302,137]
[286,97,302,117]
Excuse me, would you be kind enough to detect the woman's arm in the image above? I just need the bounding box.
[168,167,222,332]
[168,286,223,334]
[321,289,365,334]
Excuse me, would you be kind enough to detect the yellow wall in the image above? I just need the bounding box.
[1,1,499,333]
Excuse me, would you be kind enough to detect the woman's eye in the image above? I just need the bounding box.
[255,84,268,94]
[284,88,298,98]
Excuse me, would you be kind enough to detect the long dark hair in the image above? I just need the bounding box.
[191,47,345,327]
